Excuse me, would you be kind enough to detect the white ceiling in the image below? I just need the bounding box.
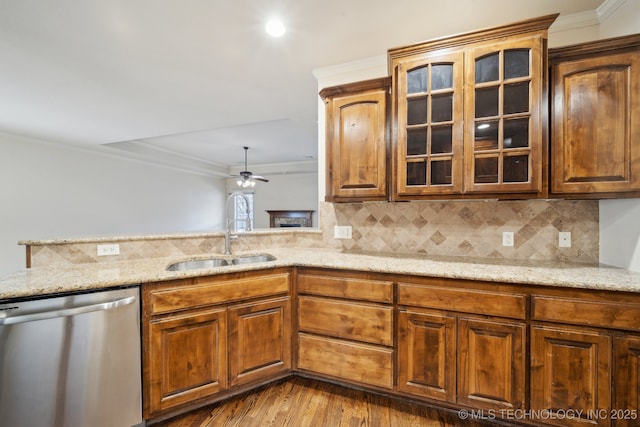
[0,0,605,177]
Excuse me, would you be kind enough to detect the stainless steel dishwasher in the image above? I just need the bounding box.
[0,286,143,427]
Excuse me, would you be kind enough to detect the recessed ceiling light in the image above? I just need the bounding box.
[265,18,286,37]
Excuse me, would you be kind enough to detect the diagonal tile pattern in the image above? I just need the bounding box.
[27,200,599,268]
[320,200,599,263]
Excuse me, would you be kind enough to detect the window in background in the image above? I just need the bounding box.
[233,192,254,232]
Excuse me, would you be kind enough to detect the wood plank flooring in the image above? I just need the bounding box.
[152,377,500,427]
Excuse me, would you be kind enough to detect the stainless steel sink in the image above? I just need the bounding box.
[230,254,277,265]
[166,254,276,271]
[166,258,229,271]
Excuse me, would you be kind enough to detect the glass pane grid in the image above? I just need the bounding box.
[472,47,533,186]
[404,61,456,188]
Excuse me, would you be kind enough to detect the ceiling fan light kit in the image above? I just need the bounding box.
[236,146,269,188]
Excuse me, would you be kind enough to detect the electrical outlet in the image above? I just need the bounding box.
[502,231,514,247]
[559,232,572,248]
[334,225,352,239]
[97,244,120,256]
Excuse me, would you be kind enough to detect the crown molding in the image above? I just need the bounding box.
[312,54,387,82]
[103,140,230,177]
[550,0,628,33]
[550,10,600,33]
[597,0,628,22]
[228,160,318,177]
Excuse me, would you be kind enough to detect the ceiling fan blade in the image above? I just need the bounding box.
[235,147,269,184]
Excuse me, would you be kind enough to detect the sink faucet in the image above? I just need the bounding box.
[224,192,252,255]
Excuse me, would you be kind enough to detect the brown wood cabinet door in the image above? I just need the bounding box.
[147,307,227,415]
[228,297,291,387]
[323,78,390,201]
[397,309,456,402]
[531,325,611,427]
[457,317,526,410]
[464,35,546,195]
[613,335,640,427]
[551,45,640,196]
[394,50,465,198]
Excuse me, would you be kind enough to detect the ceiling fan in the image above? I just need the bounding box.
[235,146,269,187]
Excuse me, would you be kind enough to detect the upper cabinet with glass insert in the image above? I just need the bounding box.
[389,14,557,200]
[395,51,464,196]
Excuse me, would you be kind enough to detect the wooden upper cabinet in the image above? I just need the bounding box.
[464,36,546,194]
[394,50,465,196]
[550,34,640,198]
[389,14,556,200]
[321,77,390,202]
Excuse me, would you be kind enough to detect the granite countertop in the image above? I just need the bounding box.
[1,248,640,300]
[17,228,321,245]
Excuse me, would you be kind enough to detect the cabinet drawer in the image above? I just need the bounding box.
[398,282,526,320]
[297,333,393,389]
[298,296,392,345]
[297,273,393,303]
[532,295,640,331]
[149,273,290,315]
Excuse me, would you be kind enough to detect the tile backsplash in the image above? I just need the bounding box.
[26,200,600,268]
[26,230,325,268]
[319,200,599,263]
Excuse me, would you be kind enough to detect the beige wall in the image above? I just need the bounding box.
[598,0,640,271]
[226,173,318,229]
[0,132,226,276]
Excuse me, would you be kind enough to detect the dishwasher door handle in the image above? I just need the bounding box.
[0,295,137,325]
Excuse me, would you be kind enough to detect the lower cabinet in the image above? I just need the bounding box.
[397,308,526,410]
[614,335,640,427]
[397,278,527,412]
[531,292,640,427]
[228,297,291,387]
[457,316,526,410]
[143,270,292,419]
[397,309,456,402]
[296,270,395,390]
[147,306,228,414]
[297,332,394,389]
[530,325,612,427]
[142,266,640,426]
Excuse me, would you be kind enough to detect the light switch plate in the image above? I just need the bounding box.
[334,225,352,239]
[559,232,572,248]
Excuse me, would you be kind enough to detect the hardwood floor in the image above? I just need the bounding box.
[152,377,500,427]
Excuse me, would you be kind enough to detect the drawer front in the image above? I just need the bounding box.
[149,273,290,315]
[297,333,393,389]
[298,296,393,346]
[297,273,393,303]
[398,282,526,320]
[532,295,640,331]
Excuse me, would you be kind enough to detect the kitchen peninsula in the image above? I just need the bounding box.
[3,227,640,426]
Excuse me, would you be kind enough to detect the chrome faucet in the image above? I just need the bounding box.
[224,192,252,255]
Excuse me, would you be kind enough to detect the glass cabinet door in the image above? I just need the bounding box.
[396,51,464,196]
[464,37,544,194]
